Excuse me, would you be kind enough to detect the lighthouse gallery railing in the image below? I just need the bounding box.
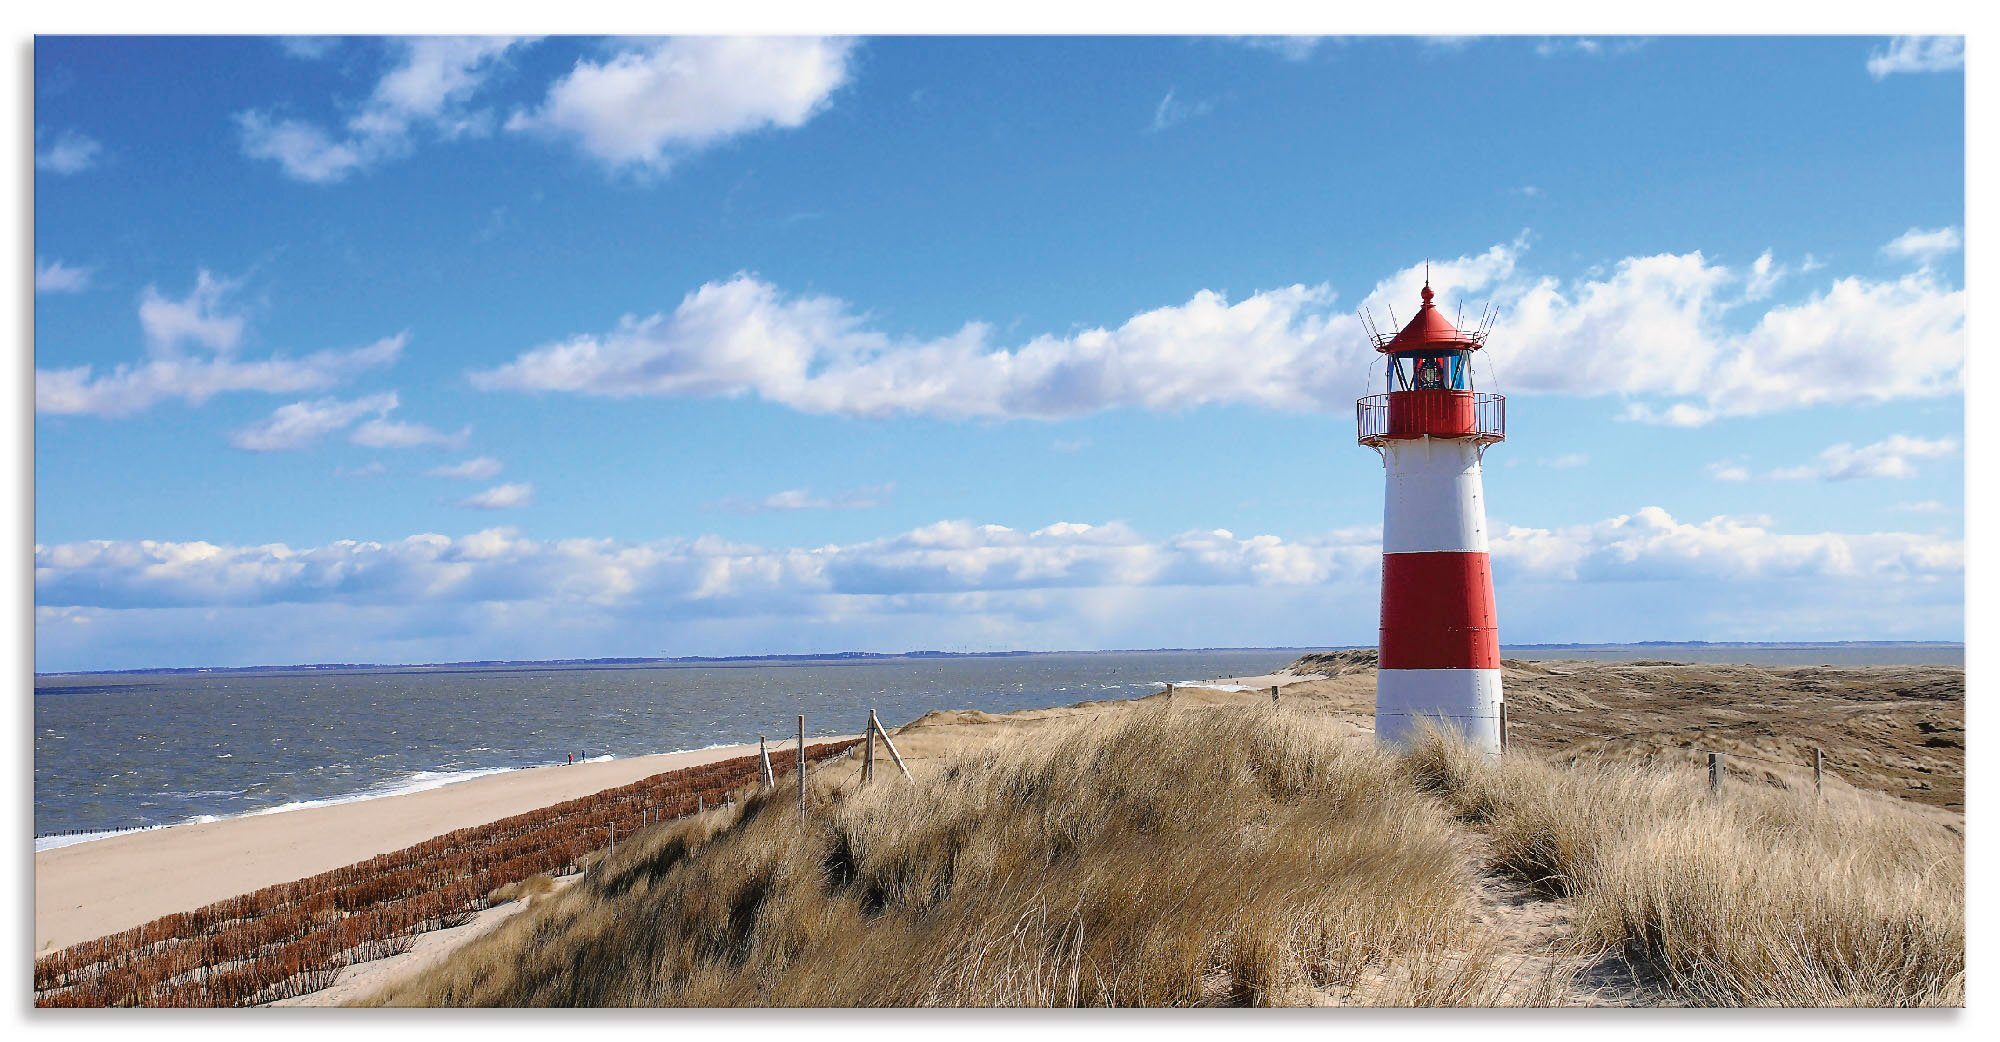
[1356,391,1506,446]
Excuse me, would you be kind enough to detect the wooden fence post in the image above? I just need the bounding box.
[697,793,705,815]
[863,710,877,784]
[1499,701,1509,754]
[609,823,616,854]
[872,709,913,780]
[1270,685,1280,708]
[1708,751,1724,795]
[1813,747,1825,799]
[1166,683,1176,706]
[797,715,807,811]
[759,735,776,790]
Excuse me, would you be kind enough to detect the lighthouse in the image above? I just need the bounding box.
[1357,279,1507,755]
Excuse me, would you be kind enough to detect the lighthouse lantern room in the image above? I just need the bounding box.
[1357,279,1507,756]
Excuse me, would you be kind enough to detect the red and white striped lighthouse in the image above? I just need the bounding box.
[1357,280,1507,755]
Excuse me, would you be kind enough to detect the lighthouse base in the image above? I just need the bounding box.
[1375,668,1503,757]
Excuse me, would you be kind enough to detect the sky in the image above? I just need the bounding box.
[33,34,1965,671]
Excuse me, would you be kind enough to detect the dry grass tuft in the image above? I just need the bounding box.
[1406,729,1963,1007]
[369,709,1495,1007]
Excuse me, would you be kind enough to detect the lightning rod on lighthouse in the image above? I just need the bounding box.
[1357,278,1507,756]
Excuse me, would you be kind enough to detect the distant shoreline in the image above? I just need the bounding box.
[32,640,1968,680]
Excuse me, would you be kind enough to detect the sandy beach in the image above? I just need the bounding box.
[33,669,1347,957]
[33,740,834,953]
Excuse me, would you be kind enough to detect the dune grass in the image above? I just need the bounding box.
[368,707,1962,1008]
[370,708,1507,1007]
[1406,729,1964,1006]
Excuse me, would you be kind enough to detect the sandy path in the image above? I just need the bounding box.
[34,740,839,953]
[271,876,581,1007]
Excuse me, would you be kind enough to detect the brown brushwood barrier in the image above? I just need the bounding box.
[35,740,858,1008]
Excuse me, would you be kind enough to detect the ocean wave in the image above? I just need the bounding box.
[29,748,745,852]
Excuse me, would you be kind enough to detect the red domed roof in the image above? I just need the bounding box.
[1376,281,1483,353]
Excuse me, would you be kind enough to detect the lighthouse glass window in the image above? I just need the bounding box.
[1389,352,1471,392]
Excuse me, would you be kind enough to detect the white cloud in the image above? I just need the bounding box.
[239,37,530,183]
[1882,226,1962,263]
[1534,38,1645,58]
[1868,36,1963,79]
[1149,88,1217,132]
[711,484,893,513]
[278,36,340,61]
[139,270,246,355]
[337,461,388,478]
[35,258,93,294]
[1767,434,1959,481]
[1706,459,1752,483]
[1489,506,1960,584]
[1892,500,1950,514]
[1541,453,1589,469]
[1231,36,1329,61]
[459,482,535,510]
[472,240,1962,426]
[507,37,853,173]
[35,508,1964,668]
[229,393,399,452]
[351,417,471,450]
[428,456,504,481]
[33,508,1958,616]
[37,337,404,418]
[35,128,101,174]
[36,270,405,417]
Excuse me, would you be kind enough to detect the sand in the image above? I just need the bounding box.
[33,740,849,954]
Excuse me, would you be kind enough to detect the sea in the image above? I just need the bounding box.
[33,643,1962,848]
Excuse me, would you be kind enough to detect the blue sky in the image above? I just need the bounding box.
[34,35,1965,670]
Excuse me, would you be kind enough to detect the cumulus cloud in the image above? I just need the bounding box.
[35,270,405,417]
[35,258,93,294]
[229,393,399,452]
[35,508,1958,614]
[1489,506,1960,585]
[1768,435,1960,481]
[428,456,504,480]
[506,37,853,173]
[239,36,530,183]
[35,128,101,173]
[1882,226,1962,264]
[472,240,1962,426]
[710,484,893,513]
[1867,36,1963,78]
[459,482,535,510]
[34,508,1963,668]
